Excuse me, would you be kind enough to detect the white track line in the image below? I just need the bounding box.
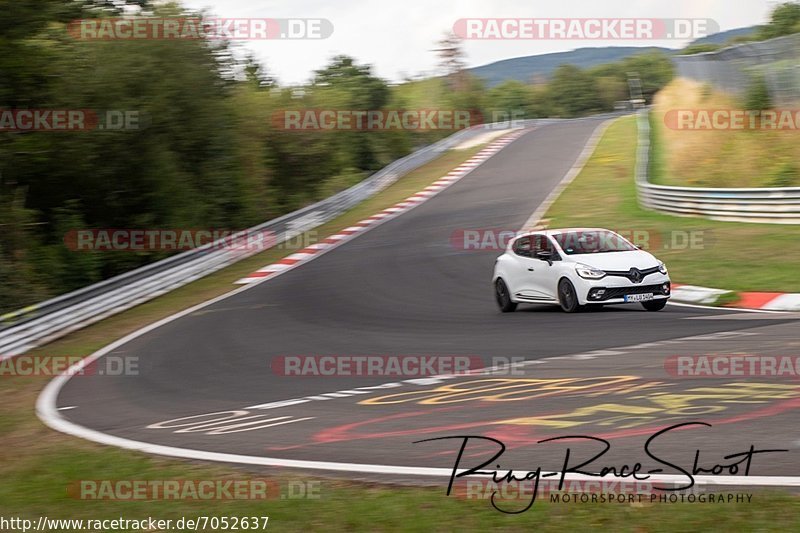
[667,301,786,314]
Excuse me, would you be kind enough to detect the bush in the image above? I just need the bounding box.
[678,43,722,55]
[768,162,799,187]
[744,75,772,111]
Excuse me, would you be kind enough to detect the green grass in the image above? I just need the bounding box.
[651,79,800,188]
[2,133,800,531]
[1,442,799,531]
[544,116,800,293]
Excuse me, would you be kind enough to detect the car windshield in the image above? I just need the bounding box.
[553,231,637,255]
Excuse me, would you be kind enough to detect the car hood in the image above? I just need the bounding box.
[568,250,660,271]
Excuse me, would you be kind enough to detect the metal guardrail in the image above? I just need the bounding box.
[635,109,800,224]
[0,123,520,357]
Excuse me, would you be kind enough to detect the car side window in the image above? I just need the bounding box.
[532,234,560,260]
[513,237,532,257]
[531,234,546,253]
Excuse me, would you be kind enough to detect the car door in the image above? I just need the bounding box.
[508,235,551,301]
[529,234,562,301]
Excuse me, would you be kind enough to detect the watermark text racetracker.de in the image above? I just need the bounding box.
[0,355,138,377]
[68,17,333,40]
[451,228,710,251]
[272,109,482,131]
[665,109,800,131]
[270,355,529,377]
[666,355,800,378]
[453,18,718,40]
[63,228,317,252]
[71,478,320,500]
[0,109,142,131]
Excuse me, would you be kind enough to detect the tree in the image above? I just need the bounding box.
[434,32,467,90]
[311,55,390,172]
[242,53,275,90]
[758,2,800,40]
[549,65,602,117]
[486,80,533,121]
[595,76,628,109]
[619,52,674,103]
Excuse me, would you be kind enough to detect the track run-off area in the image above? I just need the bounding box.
[39,116,800,490]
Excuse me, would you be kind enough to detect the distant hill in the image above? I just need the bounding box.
[467,47,670,87]
[467,26,760,87]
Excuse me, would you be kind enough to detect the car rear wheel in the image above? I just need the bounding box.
[495,279,517,313]
[642,299,668,312]
[558,279,582,313]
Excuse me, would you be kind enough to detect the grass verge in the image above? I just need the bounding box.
[2,133,800,531]
[650,79,800,188]
[544,116,800,293]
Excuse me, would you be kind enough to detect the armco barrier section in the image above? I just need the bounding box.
[636,110,800,224]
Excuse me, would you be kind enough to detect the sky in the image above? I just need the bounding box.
[179,0,780,85]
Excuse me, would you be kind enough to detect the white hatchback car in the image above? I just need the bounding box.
[493,228,671,313]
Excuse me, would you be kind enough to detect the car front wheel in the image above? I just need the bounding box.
[495,279,517,313]
[642,299,668,311]
[558,279,582,313]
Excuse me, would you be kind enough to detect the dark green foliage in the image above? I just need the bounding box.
[757,2,800,40]
[0,2,413,313]
[744,75,773,111]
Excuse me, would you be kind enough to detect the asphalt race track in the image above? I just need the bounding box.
[46,117,800,486]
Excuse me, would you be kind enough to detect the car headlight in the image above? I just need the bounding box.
[575,264,606,279]
[658,262,668,275]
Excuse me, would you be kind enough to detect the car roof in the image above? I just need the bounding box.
[516,228,613,238]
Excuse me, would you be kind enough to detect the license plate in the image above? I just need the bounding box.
[624,293,653,302]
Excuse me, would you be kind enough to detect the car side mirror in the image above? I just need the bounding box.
[535,250,553,265]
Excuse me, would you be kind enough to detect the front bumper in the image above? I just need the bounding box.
[574,275,671,305]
